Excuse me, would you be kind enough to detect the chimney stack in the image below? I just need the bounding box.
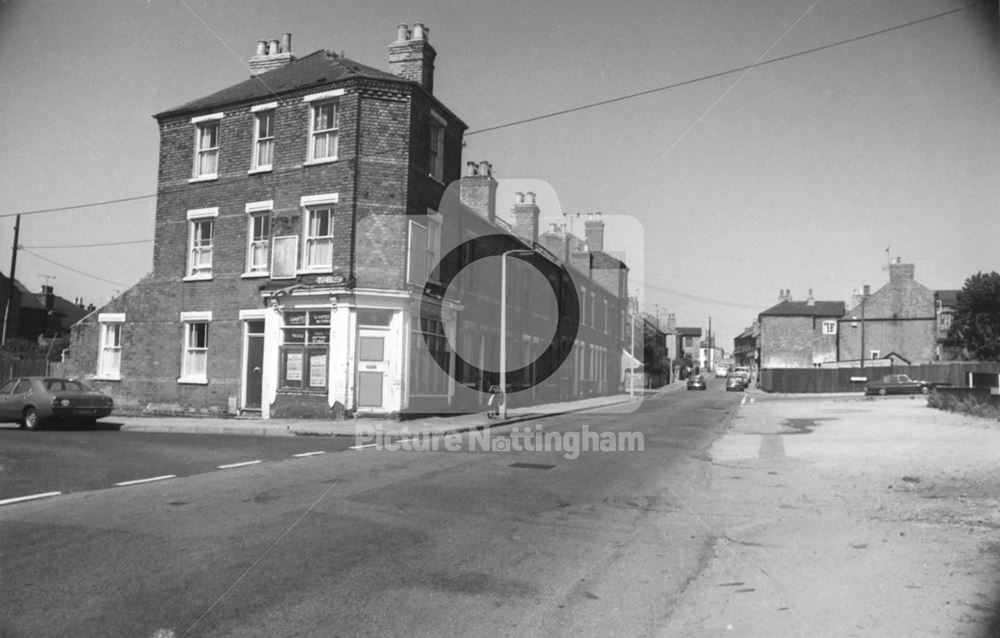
[459,160,497,223]
[806,289,815,306]
[249,33,296,76]
[889,261,915,283]
[584,212,605,252]
[778,289,793,302]
[388,23,436,93]
[511,192,540,245]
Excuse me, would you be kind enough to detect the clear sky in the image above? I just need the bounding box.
[1,0,998,348]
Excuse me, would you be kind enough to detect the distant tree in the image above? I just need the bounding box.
[948,271,1000,361]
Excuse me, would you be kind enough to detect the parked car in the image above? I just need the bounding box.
[732,366,751,385]
[715,365,729,378]
[864,374,934,396]
[687,374,706,391]
[0,377,114,429]
[726,376,747,392]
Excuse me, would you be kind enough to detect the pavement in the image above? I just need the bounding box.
[659,393,1000,637]
[109,383,684,438]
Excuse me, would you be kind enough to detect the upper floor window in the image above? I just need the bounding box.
[244,201,273,276]
[191,113,223,179]
[309,101,339,161]
[304,207,334,270]
[186,207,218,280]
[429,112,446,181]
[822,320,837,335]
[407,213,441,285]
[252,109,275,171]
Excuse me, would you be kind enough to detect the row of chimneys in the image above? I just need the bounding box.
[459,161,606,252]
[249,25,437,94]
[779,261,917,305]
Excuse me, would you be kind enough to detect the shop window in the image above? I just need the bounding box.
[279,310,330,390]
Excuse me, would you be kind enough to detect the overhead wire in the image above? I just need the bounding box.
[0,1,983,221]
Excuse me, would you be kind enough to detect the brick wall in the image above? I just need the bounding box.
[760,315,838,368]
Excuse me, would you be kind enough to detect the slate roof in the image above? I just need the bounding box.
[935,290,960,307]
[156,50,415,119]
[759,300,845,317]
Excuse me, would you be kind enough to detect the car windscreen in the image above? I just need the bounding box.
[43,379,90,392]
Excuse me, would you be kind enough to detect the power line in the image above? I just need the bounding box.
[19,249,132,288]
[23,239,153,250]
[0,1,984,221]
[0,193,155,219]
[466,1,986,136]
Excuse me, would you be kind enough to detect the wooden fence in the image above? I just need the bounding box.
[760,362,1000,394]
[0,359,52,386]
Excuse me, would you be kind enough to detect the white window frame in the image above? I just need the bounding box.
[191,112,223,181]
[250,106,275,173]
[407,211,442,285]
[306,96,340,164]
[244,200,273,278]
[299,194,337,273]
[185,207,218,281]
[179,311,212,384]
[822,320,837,335]
[96,313,125,380]
[429,110,447,182]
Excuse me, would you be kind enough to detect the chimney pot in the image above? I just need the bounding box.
[479,160,491,176]
[268,39,280,55]
[466,161,478,176]
[256,40,267,56]
[280,33,291,54]
[515,192,525,204]
[396,23,410,41]
[526,192,536,205]
[863,284,871,296]
[412,23,427,40]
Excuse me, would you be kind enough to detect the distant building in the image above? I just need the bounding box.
[934,289,961,361]
[759,289,844,368]
[837,261,937,365]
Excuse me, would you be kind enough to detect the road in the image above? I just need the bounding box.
[0,380,739,637]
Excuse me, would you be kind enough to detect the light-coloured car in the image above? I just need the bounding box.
[0,377,114,429]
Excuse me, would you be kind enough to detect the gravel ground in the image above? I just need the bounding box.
[659,394,1000,637]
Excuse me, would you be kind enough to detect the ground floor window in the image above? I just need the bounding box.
[181,321,209,382]
[410,316,449,396]
[280,310,330,390]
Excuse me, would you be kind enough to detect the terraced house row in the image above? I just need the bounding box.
[68,25,629,418]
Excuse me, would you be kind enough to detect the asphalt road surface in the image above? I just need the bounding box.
[1,380,740,637]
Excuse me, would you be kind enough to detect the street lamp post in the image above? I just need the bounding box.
[499,249,534,419]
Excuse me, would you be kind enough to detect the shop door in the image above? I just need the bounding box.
[356,330,389,409]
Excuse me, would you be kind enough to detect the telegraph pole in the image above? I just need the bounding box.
[2,214,21,346]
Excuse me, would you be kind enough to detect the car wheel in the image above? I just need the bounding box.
[877,388,887,396]
[920,386,930,394]
[23,407,40,430]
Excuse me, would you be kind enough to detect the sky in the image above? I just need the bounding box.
[1,0,998,349]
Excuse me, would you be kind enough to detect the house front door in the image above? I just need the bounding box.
[243,320,265,411]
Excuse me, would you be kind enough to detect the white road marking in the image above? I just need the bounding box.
[348,443,376,450]
[217,460,262,469]
[293,451,326,458]
[115,475,176,487]
[0,491,61,506]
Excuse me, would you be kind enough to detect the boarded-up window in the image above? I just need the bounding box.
[271,236,298,279]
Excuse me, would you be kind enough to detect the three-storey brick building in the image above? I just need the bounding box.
[68,26,628,418]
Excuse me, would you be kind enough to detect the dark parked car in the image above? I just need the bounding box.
[687,374,706,391]
[0,377,114,429]
[726,376,747,392]
[864,374,934,396]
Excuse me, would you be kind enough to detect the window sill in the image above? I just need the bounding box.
[188,175,218,183]
[303,157,338,167]
[241,272,270,279]
[296,268,332,275]
[183,275,213,282]
[247,167,272,175]
[177,376,209,385]
[93,374,121,382]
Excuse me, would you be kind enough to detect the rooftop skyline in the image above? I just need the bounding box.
[2,0,998,348]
